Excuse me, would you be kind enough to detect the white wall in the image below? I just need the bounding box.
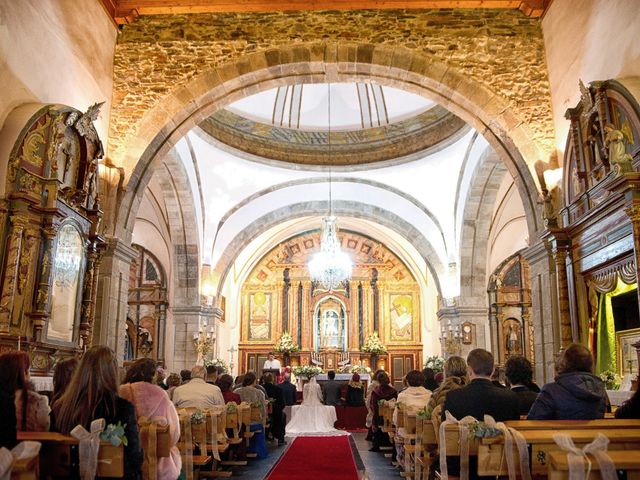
[0,0,117,146]
[543,0,640,153]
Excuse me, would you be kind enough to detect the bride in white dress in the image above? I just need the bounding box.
[285,377,349,437]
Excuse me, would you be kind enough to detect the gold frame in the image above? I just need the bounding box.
[616,327,640,377]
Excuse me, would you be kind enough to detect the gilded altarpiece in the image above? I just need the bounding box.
[0,104,105,376]
[239,230,421,379]
[549,79,640,373]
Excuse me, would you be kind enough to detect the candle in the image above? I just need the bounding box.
[18,335,21,351]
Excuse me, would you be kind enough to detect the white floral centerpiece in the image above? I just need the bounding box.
[292,365,323,378]
[424,355,445,373]
[600,370,621,390]
[349,365,372,375]
[204,358,229,374]
[274,331,300,353]
[361,332,387,354]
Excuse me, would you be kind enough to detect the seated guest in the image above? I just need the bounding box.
[262,373,286,445]
[119,358,181,480]
[615,387,640,419]
[166,373,182,400]
[422,368,439,391]
[235,372,268,458]
[394,370,431,425]
[173,365,224,410]
[491,366,506,388]
[369,371,398,452]
[52,357,78,405]
[528,343,607,420]
[52,346,143,479]
[345,373,365,406]
[444,349,519,422]
[0,351,50,431]
[180,369,191,384]
[365,369,384,441]
[322,370,342,406]
[278,373,297,406]
[155,365,168,390]
[426,355,467,418]
[505,356,539,416]
[217,374,241,404]
[206,364,219,385]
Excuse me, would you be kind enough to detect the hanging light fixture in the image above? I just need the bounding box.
[307,83,353,290]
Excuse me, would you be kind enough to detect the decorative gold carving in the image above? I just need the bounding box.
[18,115,51,169]
[579,80,594,115]
[17,231,37,295]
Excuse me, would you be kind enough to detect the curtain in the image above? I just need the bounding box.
[595,278,636,374]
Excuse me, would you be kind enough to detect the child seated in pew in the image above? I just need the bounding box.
[505,356,539,416]
[119,358,182,480]
[52,346,144,480]
[0,351,50,432]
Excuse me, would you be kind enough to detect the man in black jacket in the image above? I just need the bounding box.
[442,349,519,479]
[263,373,286,445]
[278,372,297,406]
[444,348,520,422]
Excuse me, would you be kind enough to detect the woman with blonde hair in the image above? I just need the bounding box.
[52,346,143,479]
[426,355,468,418]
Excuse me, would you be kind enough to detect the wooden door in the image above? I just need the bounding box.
[390,353,415,390]
[245,353,269,378]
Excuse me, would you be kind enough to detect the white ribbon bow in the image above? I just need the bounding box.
[0,441,42,480]
[439,411,477,480]
[71,418,106,480]
[483,415,531,480]
[553,433,616,480]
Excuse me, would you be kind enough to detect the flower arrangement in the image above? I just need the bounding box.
[424,355,445,373]
[100,422,128,446]
[361,332,387,354]
[292,365,323,378]
[349,365,372,375]
[416,406,432,420]
[226,403,238,413]
[470,421,503,438]
[274,331,300,353]
[600,370,622,390]
[190,410,205,425]
[204,358,229,374]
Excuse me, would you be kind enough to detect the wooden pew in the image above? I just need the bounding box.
[138,417,172,479]
[17,431,124,478]
[548,450,640,480]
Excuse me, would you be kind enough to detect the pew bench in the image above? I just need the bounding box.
[548,450,640,480]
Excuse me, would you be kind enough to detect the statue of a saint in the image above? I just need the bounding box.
[506,325,519,354]
[605,123,633,172]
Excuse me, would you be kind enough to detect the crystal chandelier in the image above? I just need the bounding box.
[307,83,353,290]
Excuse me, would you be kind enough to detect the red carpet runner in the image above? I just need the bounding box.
[266,436,359,480]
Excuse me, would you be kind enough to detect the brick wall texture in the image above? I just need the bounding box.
[110,9,554,162]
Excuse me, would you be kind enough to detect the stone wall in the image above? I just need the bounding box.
[109,9,555,163]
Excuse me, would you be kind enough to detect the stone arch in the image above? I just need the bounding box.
[212,199,447,298]
[111,43,544,245]
[459,148,507,305]
[152,150,201,306]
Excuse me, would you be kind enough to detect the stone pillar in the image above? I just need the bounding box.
[94,237,137,360]
[522,239,558,383]
[547,233,574,346]
[173,305,220,370]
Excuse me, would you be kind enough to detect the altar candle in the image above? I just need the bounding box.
[18,335,21,350]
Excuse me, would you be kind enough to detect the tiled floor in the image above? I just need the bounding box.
[222,432,402,479]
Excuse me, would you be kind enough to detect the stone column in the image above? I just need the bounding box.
[547,233,574,346]
[94,237,137,360]
[522,239,558,383]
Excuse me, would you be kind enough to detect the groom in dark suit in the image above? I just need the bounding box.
[322,370,343,406]
[444,348,520,421]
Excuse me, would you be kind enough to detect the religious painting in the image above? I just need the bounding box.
[617,328,640,377]
[249,291,271,340]
[503,318,523,357]
[389,293,413,341]
[47,224,84,343]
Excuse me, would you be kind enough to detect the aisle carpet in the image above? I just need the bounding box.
[266,435,359,480]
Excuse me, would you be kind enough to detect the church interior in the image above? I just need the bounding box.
[1,0,640,477]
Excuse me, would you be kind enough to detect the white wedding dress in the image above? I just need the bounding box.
[285,377,349,437]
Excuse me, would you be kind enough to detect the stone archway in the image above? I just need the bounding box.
[212,199,447,298]
[109,42,547,245]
